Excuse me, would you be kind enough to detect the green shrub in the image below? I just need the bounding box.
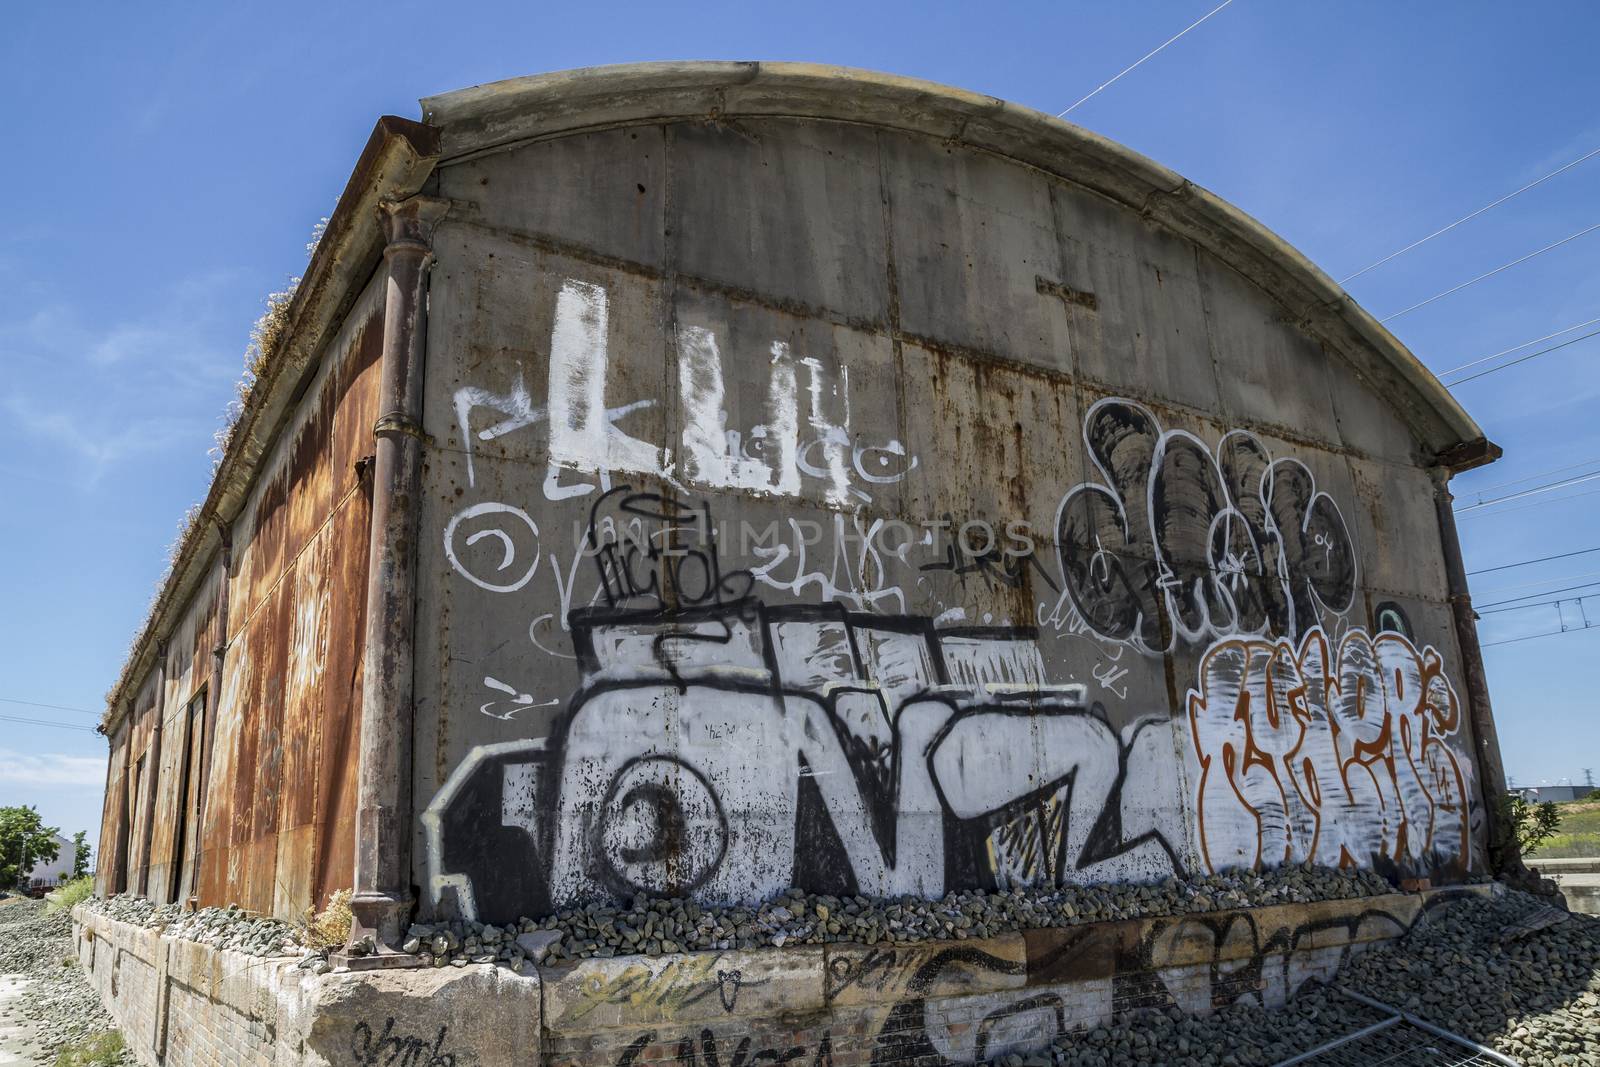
[45,876,94,913]
[53,1031,125,1067]
[1502,793,1564,857]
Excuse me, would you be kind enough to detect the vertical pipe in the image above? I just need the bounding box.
[1432,468,1522,878]
[136,641,169,899]
[350,195,449,950]
[188,529,231,906]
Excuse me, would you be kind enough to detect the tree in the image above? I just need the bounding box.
[70,831,90,880]
[0,806,61,888]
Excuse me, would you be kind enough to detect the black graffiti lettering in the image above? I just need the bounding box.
[350,1018,456,1067]
[1058,398,1356,653]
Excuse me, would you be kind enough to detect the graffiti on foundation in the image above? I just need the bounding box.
[453,278,915,506]
[583,896,1469,1067]
[349,1018,456,1067]
[423,486,1181,921]
[616,1030,832,1067]
[1056,397,1358,655]
[1187,627,1470,875]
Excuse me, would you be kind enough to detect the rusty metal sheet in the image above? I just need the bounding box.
[273,519,333,919]
[330,300,384,495]
[94,729,127,896]
[313,448,375,910]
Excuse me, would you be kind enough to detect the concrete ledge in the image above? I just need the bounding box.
[73,885,1497,1066]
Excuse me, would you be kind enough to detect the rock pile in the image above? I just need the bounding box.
[493,866,1401,966]
[1037,887,1600,1067]
[1343,889,1600,1064]
[0,898,134,1064]
[77,894,298,958]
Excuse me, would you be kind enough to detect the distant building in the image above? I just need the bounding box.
[26,833,78,890]
[1516,785,1589,804]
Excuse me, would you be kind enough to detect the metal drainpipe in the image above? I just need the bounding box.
[188,525,231,906]
[350,195,449,951]
[1432,467,1525,881]
[136,639,169,899]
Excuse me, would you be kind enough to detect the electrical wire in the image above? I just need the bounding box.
[1445,329,1600,387]
[1057,0,1237,117]
[1455,484,1600,520]
[0,713,98,733]
[1482,620,1600,648]
[1477,585,1600,612]
[1439,315,1600,378]
[1474,568,1600,599]
[1469,545,1600,576]
[1454,469,1600,513]
[1342,146,1600,283]
[0,696,101,717]
[1378,221,1600,323]
[1457,455,1600,498]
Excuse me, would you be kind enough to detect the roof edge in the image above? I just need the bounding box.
[422,61,1490,465]
[102,116,441,731]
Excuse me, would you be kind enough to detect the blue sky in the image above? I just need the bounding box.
[2,1,1597,850]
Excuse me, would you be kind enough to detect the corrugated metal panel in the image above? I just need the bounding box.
[94,726,127,896]
[145,566,221,903]
[123,671,159,889]
[187,273,383,919]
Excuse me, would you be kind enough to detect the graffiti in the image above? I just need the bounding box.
[423,490,1181,921]
[430,281,1481,923]
[1187,627,1470,877]
[917,516,1057,593]
[616,1030,832,1067]
[1057,397,1358,654]
[349,1018,455,1067]
[1374,600,1414,640]
[443,502,541,593]
[453,279,916,504]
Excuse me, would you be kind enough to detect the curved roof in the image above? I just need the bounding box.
[421,61,1494,468]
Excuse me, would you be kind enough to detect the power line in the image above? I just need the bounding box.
[0,713,98,734]
[1378,221,1600,324]
[1439,315,1600,378]
[1445,329,1600,387]
[1474,570,1600,601]
[1454,469,1600,513]
[1458,456,1600,498]
[1469,545,1600,576]
[1477,586,1600,612]
[1457,484,1600,520]
[1057,0,1237,117]
[1482,620,1600,648]
[1341,145,1600,283]
[0,696,101,717]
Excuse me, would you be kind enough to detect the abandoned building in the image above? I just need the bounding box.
[83,62,1515,1066]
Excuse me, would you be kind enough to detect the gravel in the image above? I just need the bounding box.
[77,894,298,958]
[390,866,1405,969]
[55,872,1599,1064]
[0,898,135,1064]
[1033,887,1600,1067]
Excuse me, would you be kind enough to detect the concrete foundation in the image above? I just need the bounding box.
[76,886,1497,1066]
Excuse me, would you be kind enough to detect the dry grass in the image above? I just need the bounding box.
[297,888,352,950]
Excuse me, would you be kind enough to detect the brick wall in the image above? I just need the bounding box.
[75,886,1496,1067]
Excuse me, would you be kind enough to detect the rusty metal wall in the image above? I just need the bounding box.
[143,565,221,904]
[94,722,128,897]
[406,117,1485,925]
[147,268,385,921]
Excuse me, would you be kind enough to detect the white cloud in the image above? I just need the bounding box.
[0,749,107,787]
